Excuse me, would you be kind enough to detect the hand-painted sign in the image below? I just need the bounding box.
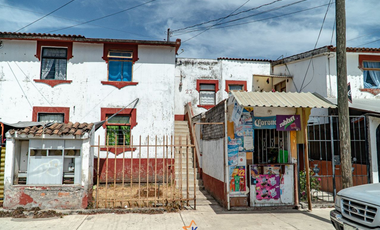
[276,115,301,131]
[253,116,276,129]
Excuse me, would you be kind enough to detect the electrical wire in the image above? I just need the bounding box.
[355,38,380,47]
[0,3,152,38]
[48,0,155,33]
[172,0,308,36]
[6,62,33,108]
[171,0,282,33]
[299,0,333,91]
[15,0,76,32]
[182,0,251,43]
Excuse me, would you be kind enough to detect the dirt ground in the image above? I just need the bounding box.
[0,207,63,218]
[94,183,186,209]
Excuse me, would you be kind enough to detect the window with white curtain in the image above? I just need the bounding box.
[38,113,64,123]
[363,61,380,88]
[40,48,67,80]
[199,83,216,105]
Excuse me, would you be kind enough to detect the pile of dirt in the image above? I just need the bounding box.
[0,207,63,219]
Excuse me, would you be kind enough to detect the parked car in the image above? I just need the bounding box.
[330,183,380,230]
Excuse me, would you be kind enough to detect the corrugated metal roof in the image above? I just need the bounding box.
[231,91,336,108]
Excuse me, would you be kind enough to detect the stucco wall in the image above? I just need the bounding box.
[175,58,220,115]
[273,55,328,96]
[174,58,271,116]
[327,53,380,99]
[0,40,176,158]
[273,52,380,99]
[202,139,224,182]
[3,135,93,209]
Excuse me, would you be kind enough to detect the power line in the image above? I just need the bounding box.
[172,0,308,36]
[355,38,380,47]
[15,0,76,32]
[171,0,282,33]
[175,2,331,38]
[49,0,155,33]
[6,62,33,108]
[1,3,153,38]
[182,0,251,43]
[300,0,334,91]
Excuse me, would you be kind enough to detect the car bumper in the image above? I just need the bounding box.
[330,210,373,230]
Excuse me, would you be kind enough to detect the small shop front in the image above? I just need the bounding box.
[225,91,336,209]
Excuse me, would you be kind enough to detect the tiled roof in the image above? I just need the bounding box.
[0,31,181,48]
[217,57,272,62]
[328,46,380,53]
[0,31,85,38]
[8,122,94,137]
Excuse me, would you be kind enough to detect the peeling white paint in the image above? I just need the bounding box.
[175,58,271,115]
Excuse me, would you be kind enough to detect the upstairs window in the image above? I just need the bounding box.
[108,51,133,82]
[363,61,380,88]
[196,79,219,110]
[225,80,247,94]
[199,84,216,105]
[106,115,131,146]
[40,48,67,80]
[228,85,244,91]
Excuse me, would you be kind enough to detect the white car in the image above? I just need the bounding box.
[330,183,380,230]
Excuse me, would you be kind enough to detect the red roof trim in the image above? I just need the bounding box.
[218,57,272,62]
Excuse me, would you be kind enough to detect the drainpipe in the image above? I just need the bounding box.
[224,100,230,210]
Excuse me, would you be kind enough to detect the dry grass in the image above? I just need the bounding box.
[94,183,185,208]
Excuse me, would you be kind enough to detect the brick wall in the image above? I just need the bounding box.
[202,101,225,140]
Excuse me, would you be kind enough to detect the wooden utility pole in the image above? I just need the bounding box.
[336,0,353,188]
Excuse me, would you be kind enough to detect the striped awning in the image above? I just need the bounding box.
[231,91,336,108]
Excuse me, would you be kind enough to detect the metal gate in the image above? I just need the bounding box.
[92,135,196,209]
[300,115,369,203]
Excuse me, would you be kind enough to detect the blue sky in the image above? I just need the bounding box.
[0,0,379,60]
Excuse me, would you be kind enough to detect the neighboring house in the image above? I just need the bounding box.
[0,32,181,208]
[3,121,95,209]
[272,46,380,184]
[174,57,272,118]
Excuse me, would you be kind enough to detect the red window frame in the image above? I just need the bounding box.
[358,55,380,95]
[32,107,70,123]
[100,108,137,154]
[196,79,219,110]
[225,80,247,92]
[101,44,139,89]
[34,41,73,87]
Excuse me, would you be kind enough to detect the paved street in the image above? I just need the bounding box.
[0,204,335,230]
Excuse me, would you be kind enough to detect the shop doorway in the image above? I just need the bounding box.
[304,115,369,203]
[254,129,288,164]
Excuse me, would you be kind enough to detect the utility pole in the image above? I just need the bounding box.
[167,28,170,42]
[336,0,353,188]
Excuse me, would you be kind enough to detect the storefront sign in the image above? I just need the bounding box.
[276,115,300,131]
[253,116,276,129]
